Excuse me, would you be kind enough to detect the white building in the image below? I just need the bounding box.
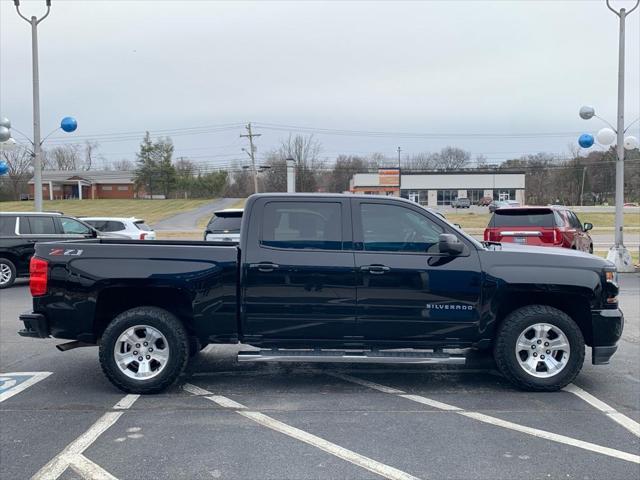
[349,169,526,206]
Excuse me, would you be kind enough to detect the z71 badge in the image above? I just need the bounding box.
[49,248,84,256]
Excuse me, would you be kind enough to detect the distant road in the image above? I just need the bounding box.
[152,198,239,231]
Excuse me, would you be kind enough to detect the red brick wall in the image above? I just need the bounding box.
[96,184,136,199]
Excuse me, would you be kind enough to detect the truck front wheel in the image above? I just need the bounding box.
[99,306,189,394]
[494,305,585,392]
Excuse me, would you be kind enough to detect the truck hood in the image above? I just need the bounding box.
[484,242,612,268]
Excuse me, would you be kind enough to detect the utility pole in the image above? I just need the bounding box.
[397,147,401,170]
[14,0,51,212]
[240,123,261,194]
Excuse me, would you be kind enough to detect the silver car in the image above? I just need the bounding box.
[204,209,243,242]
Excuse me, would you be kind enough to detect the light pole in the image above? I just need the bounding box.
[577,0,639,272]
[13,0,52,211]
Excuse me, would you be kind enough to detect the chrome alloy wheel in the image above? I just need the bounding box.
[0,263,12,286]
[515,323,570,378]
[114,325,170,380]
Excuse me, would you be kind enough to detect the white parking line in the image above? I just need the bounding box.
[32,394,140,480]
[0,372,52,403]
[328,373,640,465]
[564,383,640,438]
[183,383,421,480]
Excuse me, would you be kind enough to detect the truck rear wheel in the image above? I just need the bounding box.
[494,305,585,392]
[99,306,189,394]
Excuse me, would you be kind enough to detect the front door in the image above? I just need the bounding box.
[353,199,483,345]
[242,198,357,343]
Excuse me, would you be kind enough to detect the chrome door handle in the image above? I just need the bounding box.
[249,262,280,273]
[361,265,390,274]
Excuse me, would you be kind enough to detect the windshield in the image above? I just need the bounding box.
[490,209,555,228]
[207,215,242,232]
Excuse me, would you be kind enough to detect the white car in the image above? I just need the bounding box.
[81,217,156,240]
[204,209,243,242]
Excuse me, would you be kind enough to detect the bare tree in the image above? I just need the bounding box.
[405,152,438,170]
[1,148,33,200]
[266,134,323,192]
[433,146,471,170]
[43,144,81,170]
[83,141,101,170]
[112,159,134,171]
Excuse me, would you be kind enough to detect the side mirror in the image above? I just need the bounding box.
[90,228,99,238]
[438,233,464,255]
[583,222,593,232]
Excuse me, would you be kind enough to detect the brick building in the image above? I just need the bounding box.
[28,170,139,200]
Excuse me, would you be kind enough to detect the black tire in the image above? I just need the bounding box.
[0,258,17,289]
[589,243,594,254]
[494,305,585,392]
[99,306,189,394]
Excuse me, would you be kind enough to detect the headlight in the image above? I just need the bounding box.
[604,268,619,305]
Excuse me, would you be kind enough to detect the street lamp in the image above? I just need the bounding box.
[0,115,78,187]
[13,0,52,211]
[577,0,639,273]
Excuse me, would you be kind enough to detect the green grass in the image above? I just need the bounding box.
[0,199,214,225]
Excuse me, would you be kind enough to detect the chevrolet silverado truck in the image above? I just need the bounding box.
[18,194,623,394]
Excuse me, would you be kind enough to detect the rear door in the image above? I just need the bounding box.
[352,198,482,344]
[241,197,357,342]
[15,215,63,268]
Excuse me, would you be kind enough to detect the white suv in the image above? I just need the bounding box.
[204,209,242,242]
[82,217,156,240]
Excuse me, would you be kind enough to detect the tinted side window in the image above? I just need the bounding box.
[0,216,17,236]
[85,220,108,231]
[104,221,125,232]
[26,216,57,235]
[360,203,444,253]
[208,216,242,232]
[61,217,91,235]
[567,211,583,229]
[262,202,342,250]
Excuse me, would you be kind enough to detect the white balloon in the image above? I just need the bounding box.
[0,137,17,151]
[623,136,638,150]
[596,127,616,146]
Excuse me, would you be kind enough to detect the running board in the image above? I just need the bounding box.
[237,349,466,365]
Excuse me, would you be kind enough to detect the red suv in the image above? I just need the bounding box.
[484,206,593,253]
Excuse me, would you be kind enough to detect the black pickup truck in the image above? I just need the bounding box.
[19,194,623,394]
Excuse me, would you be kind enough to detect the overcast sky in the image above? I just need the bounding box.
[1,0,639,170]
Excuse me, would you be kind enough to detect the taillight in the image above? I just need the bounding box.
[29,257,49,297]
[139,232,147,240]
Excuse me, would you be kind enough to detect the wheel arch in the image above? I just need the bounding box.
[493,292,593,346]
[94,286,194,340]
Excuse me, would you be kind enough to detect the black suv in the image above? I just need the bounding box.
[0,212,98,288]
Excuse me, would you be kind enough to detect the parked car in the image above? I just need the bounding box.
[0,212,99,288]
[204,209,243,242]
[478,196,493,206]
[484,206,593,253]
[488,200,520,213]
[451,197,471,209]
[82,217,156,240]
[19,194,622,394]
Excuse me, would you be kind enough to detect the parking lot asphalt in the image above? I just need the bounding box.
[1,275,638,480]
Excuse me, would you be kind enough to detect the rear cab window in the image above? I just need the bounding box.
[489,209,555,228]
[261,201,342,250]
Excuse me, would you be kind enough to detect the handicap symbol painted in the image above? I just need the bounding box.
[0,372,52,403]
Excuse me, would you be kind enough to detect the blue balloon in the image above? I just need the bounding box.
[0,161,8,176]
[60,116,78,133]
[578,133,594,148]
